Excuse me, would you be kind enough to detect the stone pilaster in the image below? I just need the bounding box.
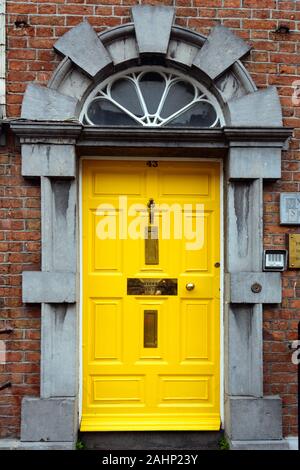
[12,122,81,447]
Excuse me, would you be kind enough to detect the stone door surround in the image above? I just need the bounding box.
[10,6,292,449]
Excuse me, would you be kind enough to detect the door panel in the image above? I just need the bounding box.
[81,160,220,431]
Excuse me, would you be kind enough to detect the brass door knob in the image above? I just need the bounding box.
[186,282,195,291]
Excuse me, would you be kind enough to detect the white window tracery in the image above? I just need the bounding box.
[81,67,224,128]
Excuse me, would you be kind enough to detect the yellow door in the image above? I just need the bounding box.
[81,160,220,431]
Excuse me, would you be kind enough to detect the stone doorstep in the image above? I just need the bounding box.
[80,430,223,450]
[0,439,75,450]
[230,440,290,450]
[0,437,294,451]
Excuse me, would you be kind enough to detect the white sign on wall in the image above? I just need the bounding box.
[280,192,300,225]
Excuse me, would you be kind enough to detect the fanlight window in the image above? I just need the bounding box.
[81,67,223,128]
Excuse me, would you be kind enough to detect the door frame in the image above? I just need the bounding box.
[78,156,224,429]
[13,6,290,444]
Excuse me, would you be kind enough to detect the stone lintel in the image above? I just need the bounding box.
[11,123,291,150]
[224,127,292,148]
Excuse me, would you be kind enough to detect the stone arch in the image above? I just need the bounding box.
[21,5,282,127]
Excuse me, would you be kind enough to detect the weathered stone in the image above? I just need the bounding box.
[41,304,77,398]
[228,147,281,180]
[226,304,263,397]
[225,396,283,440]
[230,272,282,304]
[228,86,282,126]
[57,67,93,102]
[107,36,139,66]
[131,5,175,55]
[11,121,82,143]
[22,144,76,177]
[39,177,78,398]
[226,180,262,272]
[0,439,75,450]
[193,24,251,80]
[21,397,77,442]
[21,83,78,121]
[41,177,77,272]
[230,440,289,450]
[167,40,199,68]
[22,271,76,303]
[54,21,112,79]
[215,71,245,103]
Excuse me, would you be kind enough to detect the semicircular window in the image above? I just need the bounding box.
[82,67,223,128]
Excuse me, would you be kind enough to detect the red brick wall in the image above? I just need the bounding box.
[0,133,40,437]
[1,0,299,438]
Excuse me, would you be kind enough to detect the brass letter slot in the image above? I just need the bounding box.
[145,226,159,265]
[145,199,159,265]
[144,310,157,348]
[127,278,177,295]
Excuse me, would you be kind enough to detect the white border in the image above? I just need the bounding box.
[79,156,224,428]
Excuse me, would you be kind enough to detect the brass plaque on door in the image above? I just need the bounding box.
[127,278,177,295]
[144,310,158,348]
[288,233,300,268]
